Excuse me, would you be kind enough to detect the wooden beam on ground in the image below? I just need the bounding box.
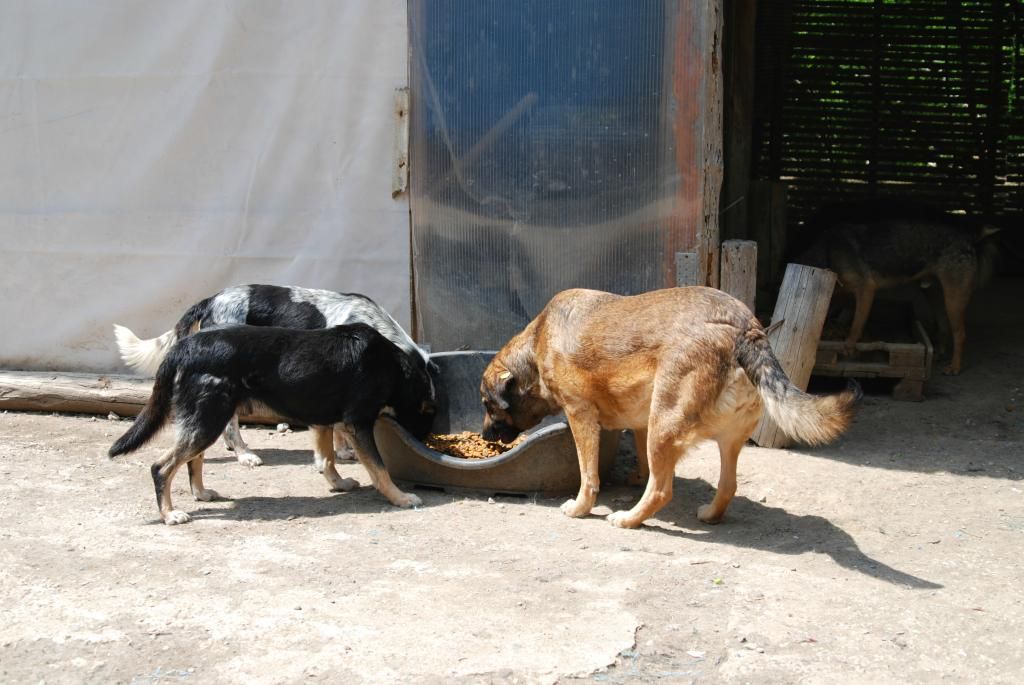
[0,370,283,424]
[719,239,758,312]
[750,263,837,448]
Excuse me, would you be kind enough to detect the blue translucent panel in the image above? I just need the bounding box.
[410,0,682,350]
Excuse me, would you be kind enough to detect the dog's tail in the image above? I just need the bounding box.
[113,325,177,375]
[113,297,213,375]
[109,356,177,457]
[736,327,862,446]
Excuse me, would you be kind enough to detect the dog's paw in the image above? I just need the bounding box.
[163,510,192,525]
[328,477,359,493]
[942,363,961,376]
[193,488,220,502]
[607,510,642,528]
[236,452,263,468]
[390,491,422,508]
[560,498,591,518]
[696,504,724,525]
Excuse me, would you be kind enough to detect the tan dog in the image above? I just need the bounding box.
[480,287,860,528]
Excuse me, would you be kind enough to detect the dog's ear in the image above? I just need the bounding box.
[492,369,515,409]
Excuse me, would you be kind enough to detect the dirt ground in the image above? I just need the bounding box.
[1,282,1022,684]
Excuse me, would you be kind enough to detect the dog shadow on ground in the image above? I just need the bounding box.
[184,462,940,590]
[186,488,402,523]
[202,448,325,468]
[586,477,941,590]
[184,449,405,522]
[186,463,427,524]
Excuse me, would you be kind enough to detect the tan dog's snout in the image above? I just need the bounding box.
[481,412,522,443]
[480,369,531,443]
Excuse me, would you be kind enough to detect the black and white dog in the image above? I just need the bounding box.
[114,284,432,470]
[109,323,435,525]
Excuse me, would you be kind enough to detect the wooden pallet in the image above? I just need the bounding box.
[813,321,934,401]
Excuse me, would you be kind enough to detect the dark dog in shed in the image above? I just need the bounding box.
[792,200,999,375]
[109,323,435,525]
[113,284,433,469]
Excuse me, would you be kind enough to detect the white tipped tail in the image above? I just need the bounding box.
[112,324,177,375]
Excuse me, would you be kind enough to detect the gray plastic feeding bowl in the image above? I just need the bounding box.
[374,351,619,496]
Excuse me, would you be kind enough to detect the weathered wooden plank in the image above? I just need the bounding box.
[675,252,700,287]
[812,361,930,380]
[719,239,758,312]
[0,371,283,424]
[813,318,933,396]
[888,347,925,367]
[392,87,410,198]
[892,378,924,402]
[663,1,723,288]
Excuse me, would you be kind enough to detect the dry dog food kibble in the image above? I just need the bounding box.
[425,431,526,459]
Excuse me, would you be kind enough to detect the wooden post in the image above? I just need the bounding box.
[0,370,283,424]
[675,251,700,287]
[750,264,837,448]
[719,239,758,312]
[392,87,410,199]
[662,1,723,289]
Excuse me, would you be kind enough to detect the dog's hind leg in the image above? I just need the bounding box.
[156,383,237,523]
[333,426,357,464]
[312,426,356,472]
[560,407,603,518]
[315,425,358,492]
[609,368,722,529]
[223,414,262,468]
[187,453,220,502]
[151,443,199,525]
[844,280,876,355]
[342,424,421,508]
[608,428,693,529]
[937,271,972,375]
[697,410,759,524]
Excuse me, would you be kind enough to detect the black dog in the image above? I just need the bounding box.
[114,284,433,469]
[109,323,435,525]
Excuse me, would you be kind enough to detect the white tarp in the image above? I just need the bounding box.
[0,1,411,372]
